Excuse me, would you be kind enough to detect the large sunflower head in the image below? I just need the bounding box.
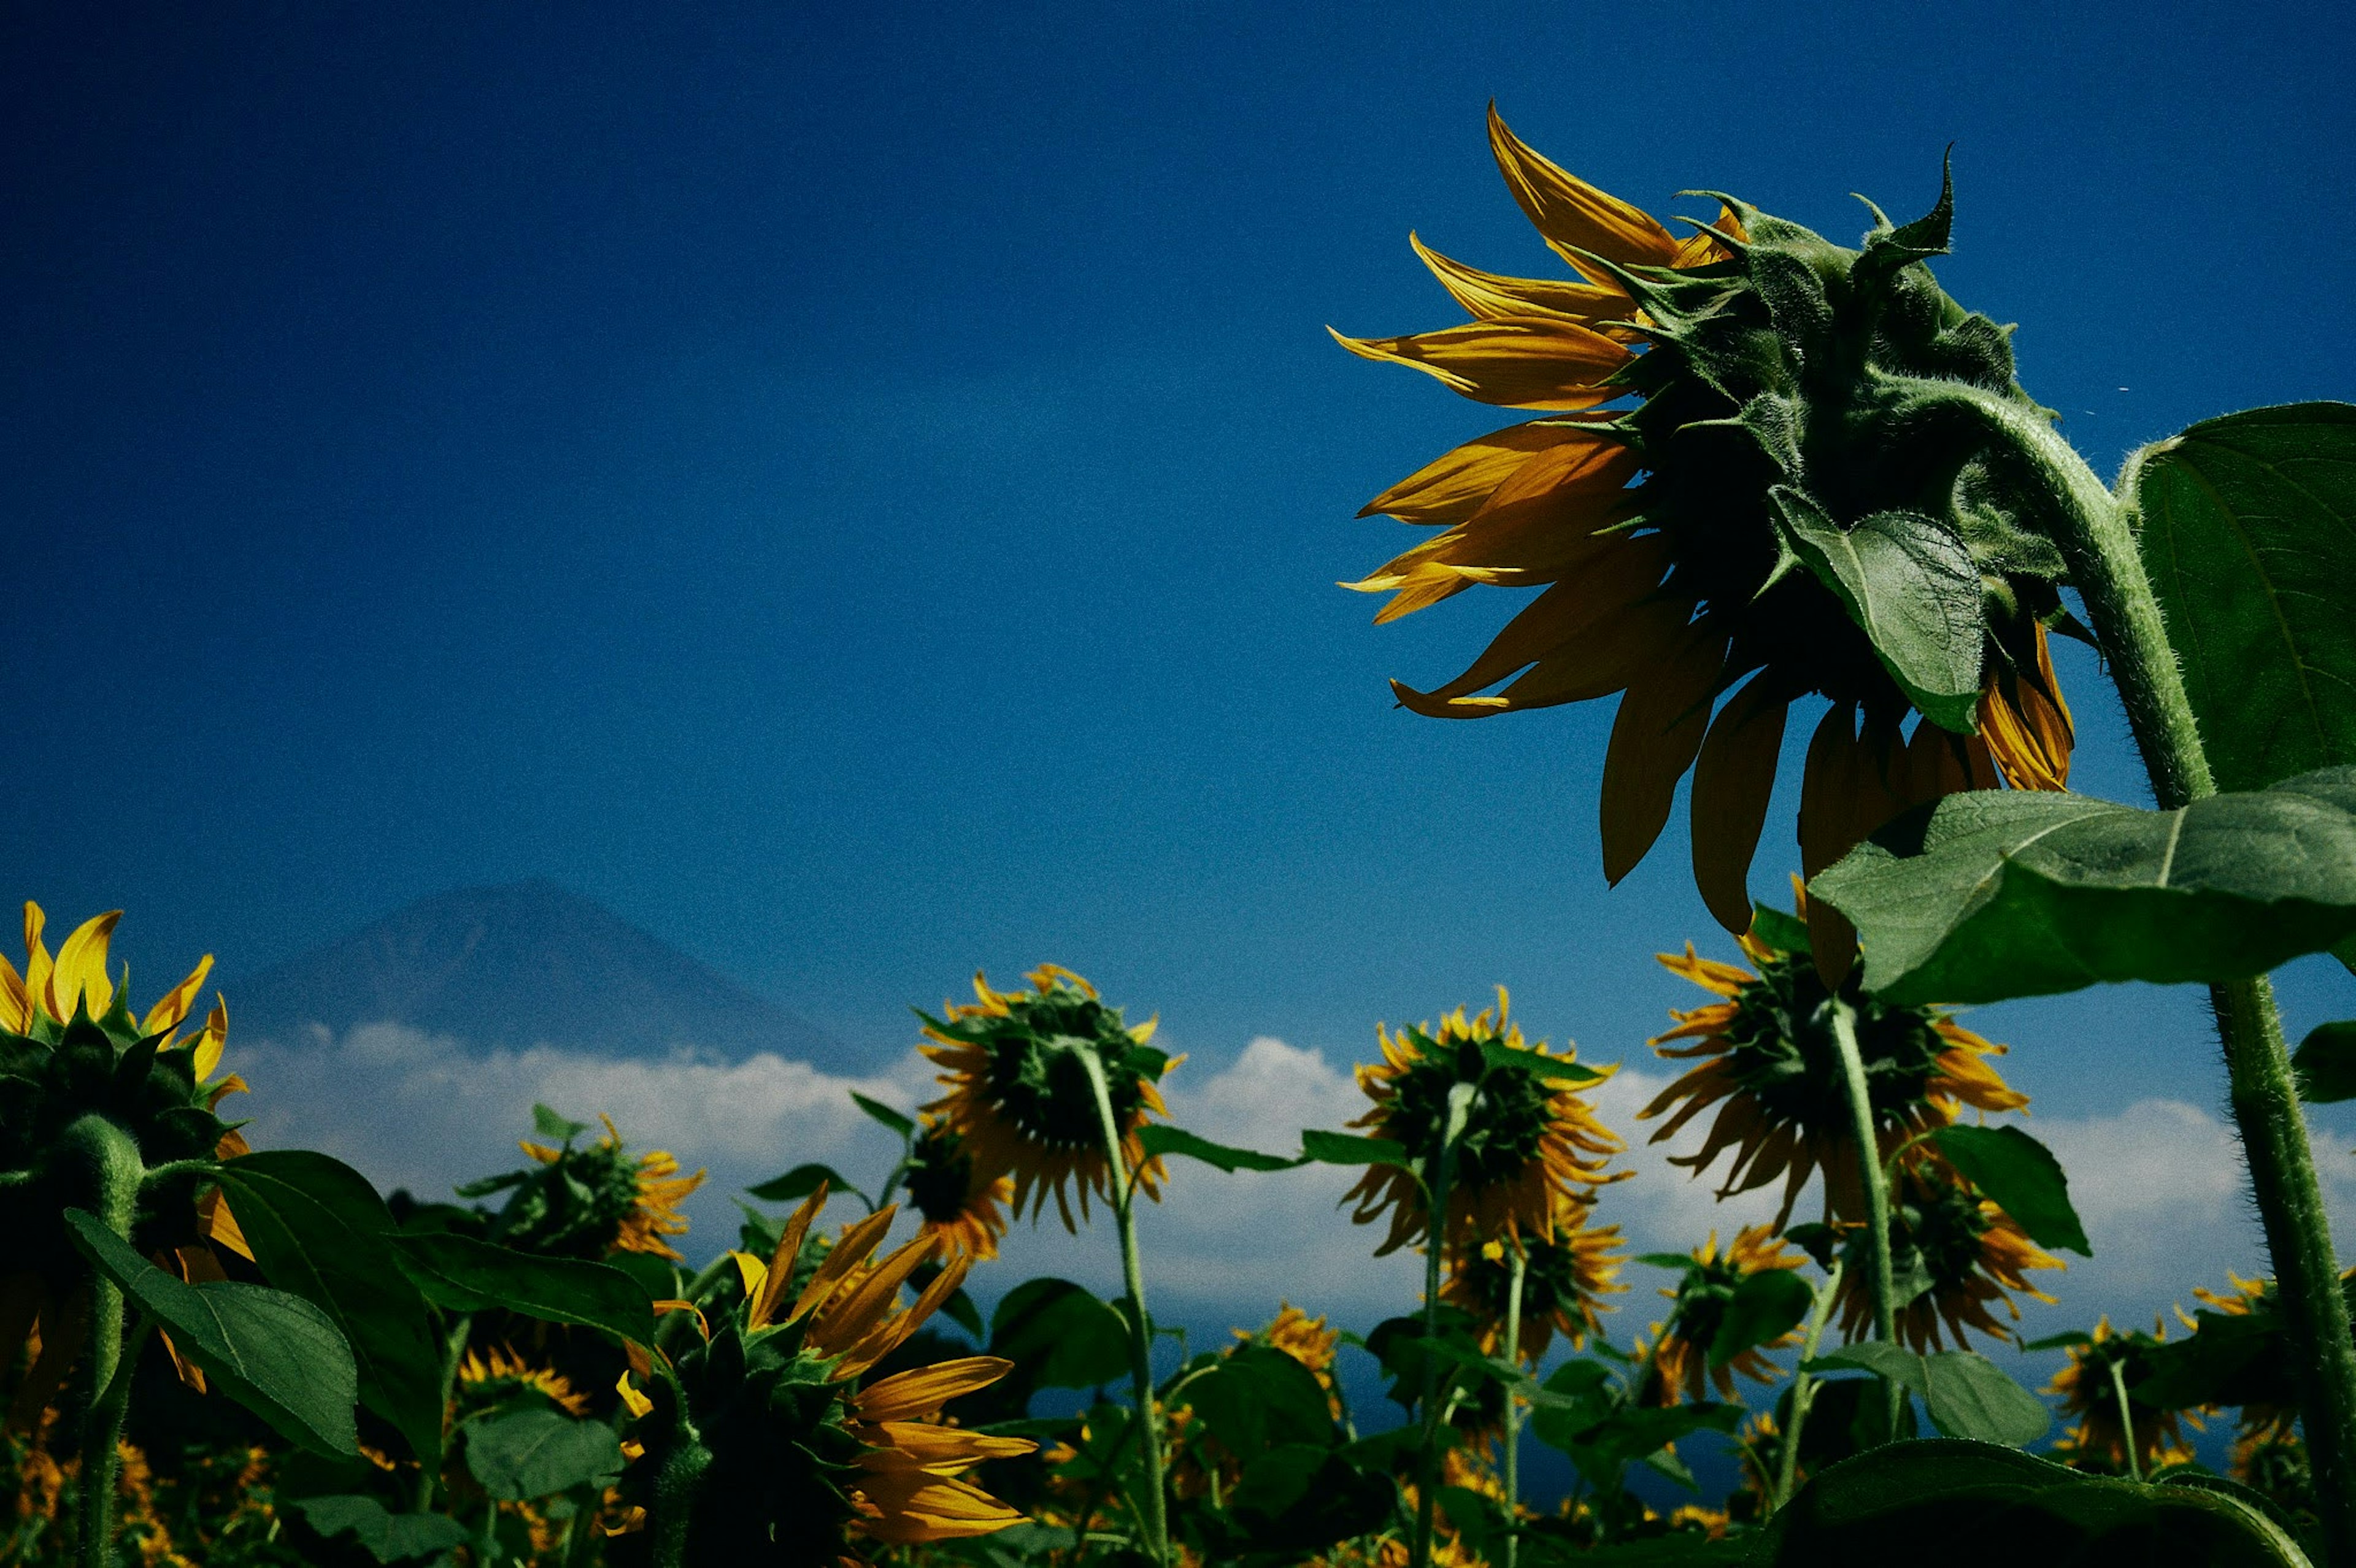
[1336,108,2076,975]
[0,902,249,1424]
[918,965,1174,1232]
[474,1109,706,1261]
[1343,988,1623,1256]
[623,1189,1036,1566]
[1442,1203,1626,1364]
[1637,899,2027,1227]
[455,1344,592,1418]
[1836,1153,2062,1352]
[900,1115,1014,1262]
[2042,1317,2203,1475]
[1639,1224,1807,1405]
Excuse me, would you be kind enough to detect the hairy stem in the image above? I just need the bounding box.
[1960,388,2356,1560]
[1412,1084,1474,1568]
[1503,1245,1525,1568]
[1829,1000,1902,1437]
[1773,1256,1844,1512]
[60,1115,143,1568]
[1078,1047,1168,1568]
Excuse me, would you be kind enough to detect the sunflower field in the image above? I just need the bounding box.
[10,109,2356,1568]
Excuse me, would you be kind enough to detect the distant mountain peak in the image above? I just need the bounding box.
[228,880,850,1068]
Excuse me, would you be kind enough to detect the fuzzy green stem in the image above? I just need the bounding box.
[416,1313,474,1513]
[2106,1357,2144,1484]
[1503,1244,1525,1568]
[1077,1047,1169,1568]
[1412,1083,1474,1568]
[1829,999,1901,1437]
[1958,388,2356,1560]
[1772,1256,1844,1512]
[59,1115,142,1568]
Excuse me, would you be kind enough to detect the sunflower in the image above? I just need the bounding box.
[1343,989,1623,1256]
[1639,1225,1807,1405]
[919,965,1174,1232]
[1443,1202,1626,1364]
[2168,1268,2332,1443]
[899,1115,1014,1262]
[1335,107,2077,974]
[1834,1155,2062,1352]
[627,1188,1035,1564]
[2230,1427,2315,1526]
[2044,1318,2203,1475]
[1247,1302,1344,1382]
[1637,899,2027,1227]
[0,902,248,1424]
[1171,1304,1350,1501]
[495,1112,705,1261]
[455,1345,591,1418]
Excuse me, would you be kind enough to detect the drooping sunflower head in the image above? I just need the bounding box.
[1638,901,2027,1227]
[456,1345,591,1418]
[1344,988,1623,1257]
[479,1109,706,1261]
[1443,1203,1625,1364]
[1640,1224,1807,1405]
[0,902,250,1423]
[1838,1153,2062,1353]
[1338,109,2077,974]
[1236,1302,1343,1382]
[901,1115,1014,1262]
[918,965,1174,1232]
[2043,1316,2203,1475]
[622,1189,1035,1566]
[2169,1268,2309,1441]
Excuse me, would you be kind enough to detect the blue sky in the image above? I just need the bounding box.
[8,1,2356,1351]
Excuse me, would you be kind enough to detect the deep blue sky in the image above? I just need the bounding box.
[6,1,2353,1118]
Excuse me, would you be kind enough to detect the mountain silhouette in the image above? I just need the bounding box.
[228,879,851,1068]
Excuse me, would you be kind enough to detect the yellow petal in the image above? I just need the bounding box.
[851,1356,1017,1423]
[1328,317,1631,410]
[1487,104,1680,280]
[1358,417,1616,526]
[752,1183,829,1331]
[790,1203,899,1324]
[1601,625,1727,883]
[49,911,120,1023]
[1688,678,1789,935]
[143,954,215,1037]
[1412,536,1669,698]
[615,1370,653,1419]
[1409,232,1638,327]
[730,1251,768,1303]
[22,904,51,1024]
[0,951,27,1035]
[191,1000,228,1082]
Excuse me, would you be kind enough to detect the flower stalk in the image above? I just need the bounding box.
[1412,1082,1476,1568]
[1828,999,1903,1436]
[1503,1243,1526,1568]
[1078,1045,1170,1568]
[1772,1256,1844,1510]
[59,1112,144,1568]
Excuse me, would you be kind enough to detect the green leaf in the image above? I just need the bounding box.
[1137,1124,1304,1173]
[988,1278,1131,1389]
[65,1209,358,1456]
[1180,1344,1335,1458]
[292,1496,471,1564]
[1476,1038,1604,1085]
[2129,402,2356,795]
[744,1162,854,1203]
[850,1092,915,1138]
[214,1151,447,1467]
[1930,1124,2092,1256]
[2020,1331,2095,1351]
[1809,768,2356,1005]
[1706,1267,1812,1368]
[1749,901,1812,956]
[1752,1437,2314,1567]
[1227,1445,1396,1553]
[529,1104,588,1143]
[464,1407,625,1500]
[389,1232,655,1347]
[1920,1351,2052,1447]
[1771,488,1988,733]
[1803,1342,1927,1393]
[1299,1130,1409,1166]
[2293,1021,2356,1104]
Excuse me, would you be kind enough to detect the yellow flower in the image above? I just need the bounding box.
[1638,900,2027,1228]
[1344,988,1624,1257]
[455,1345,590,1418]
[2044,1318,2203,1475]
[901,1115,1014,1262]
[1335,108,2077,973]
[920,965,1174,1232]
[649,1188,1036,1562]
[1839,1155,2062,1352]
[515,1113,705,1261]
[1640,1225,1807,1405]
[1444,1205,1626,1364]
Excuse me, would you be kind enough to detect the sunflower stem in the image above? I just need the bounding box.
[1972,388,2356,1562]
[1503,1245,1525,1568]
[1772,1255,1844,1512]
[1828,998,1903,1437]
[59,1114,144,1568]
[1413,1083,1476,1568]
[2106,1357,2144,1484]
[417,1313,474,1513]
[1077,1045,1169,1568]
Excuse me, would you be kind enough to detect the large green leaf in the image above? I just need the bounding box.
[987,1278,1131,1389]
[1930,1124,2091,1256]
[215,1152,446,1466]
[1771,487,1988,733]
[1804,1345,2049,1446]
[1180,1344,1335,1458]
[1226,1445,1396,1554]
[1809,767,2356,1005]
[1137,1124,1304,1172]
[291,1496,471,1564]
[1706,1267,1812,1369]
[1299,1130,1408,1166]
[1752,1438,2312,1566]
[2128,402,2356,794]
[2292,1020,2356,1104]
[390,1231,655,1347]
[66,1209,358,1456]
[464,1407,625,1500]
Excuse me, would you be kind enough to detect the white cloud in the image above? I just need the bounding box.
[229,1024,2356,1347]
